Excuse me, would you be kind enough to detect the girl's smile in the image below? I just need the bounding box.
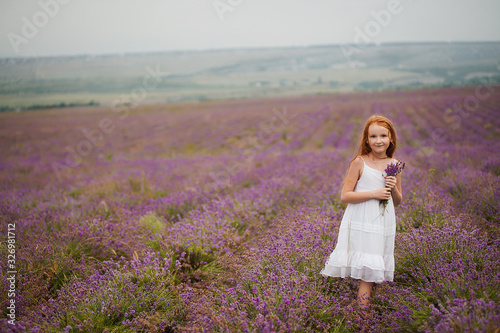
[367,124,391,157]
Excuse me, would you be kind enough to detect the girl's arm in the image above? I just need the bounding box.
[340,156,392,204]
[390,172,403,206]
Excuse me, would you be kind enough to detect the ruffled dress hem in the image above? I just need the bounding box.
[320,250,394,283]
[320,265,393,283]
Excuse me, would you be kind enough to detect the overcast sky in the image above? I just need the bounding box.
[1,0,500,58]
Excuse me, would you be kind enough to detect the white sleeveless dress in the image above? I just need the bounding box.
[320,156,396,283]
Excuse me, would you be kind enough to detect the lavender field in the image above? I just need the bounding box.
[1,85,500,332]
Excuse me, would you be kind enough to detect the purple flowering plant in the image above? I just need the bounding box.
[381,160,406,213]
[3,85,500,332]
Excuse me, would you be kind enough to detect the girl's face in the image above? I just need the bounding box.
[367,123,391,155]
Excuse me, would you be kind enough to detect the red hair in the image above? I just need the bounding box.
[342,115,398,188]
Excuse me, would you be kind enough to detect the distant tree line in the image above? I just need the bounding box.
[0,100,99,112]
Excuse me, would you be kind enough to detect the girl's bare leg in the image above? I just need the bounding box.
[357,281,374,309]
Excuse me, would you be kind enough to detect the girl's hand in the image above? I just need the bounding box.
[384,176,397,190]
[372,187,392,200]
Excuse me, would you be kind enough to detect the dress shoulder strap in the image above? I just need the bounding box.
[359,155,366,163]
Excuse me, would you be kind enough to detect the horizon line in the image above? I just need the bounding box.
[1,39,500,60]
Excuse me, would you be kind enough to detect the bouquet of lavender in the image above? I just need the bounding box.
[380,161,405,214]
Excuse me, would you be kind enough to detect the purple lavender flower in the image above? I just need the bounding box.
[381,161,406,213]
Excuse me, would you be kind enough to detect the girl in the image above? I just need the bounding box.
[320,115,403,310]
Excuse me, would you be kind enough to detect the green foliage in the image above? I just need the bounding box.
[281,130,288,142]
[139,212,165,233]
[128,175,147,193]
[18,245,85,299]
[153,190,168,198]
[51,264,184,332]
[137,212,170,258]
[169,244,221,284]
[160,201,196,223]
[65,237,127,263]
[43,260,79,298]
[230,217,248,237]
[69,187,83,198]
